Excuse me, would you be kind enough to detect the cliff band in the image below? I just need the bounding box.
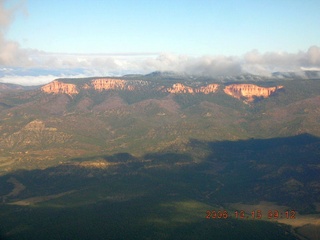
[41,78,283,102]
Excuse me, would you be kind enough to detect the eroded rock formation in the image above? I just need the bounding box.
[195,84,219,94]
[166,83,219,94]
[224,84,283,102]
[167,83,194,93]
[92,79,135,91]
[41,81,78,95]
[41,79,282,103]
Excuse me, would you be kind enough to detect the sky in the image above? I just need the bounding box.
[1,0,320,85]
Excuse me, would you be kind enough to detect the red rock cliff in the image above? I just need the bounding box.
[41,81,78,95]
[224,84,283,102]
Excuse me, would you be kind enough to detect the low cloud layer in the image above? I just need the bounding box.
[243,46,320,75]
[2,46,320,85]
[1,1,320,85]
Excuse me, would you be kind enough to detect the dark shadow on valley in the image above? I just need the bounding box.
[0,133,319,240]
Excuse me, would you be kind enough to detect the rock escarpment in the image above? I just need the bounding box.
[92,79,136,91]
[41,79,283,102]
[224,84,283,102]
[166,83,219,94]
[166,83,195,94]
[195,84,219,94]
[41,79,142,95]
[41,79,220,95]
[41,81,79,95]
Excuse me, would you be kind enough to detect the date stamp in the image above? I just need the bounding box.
[205,210,296,220]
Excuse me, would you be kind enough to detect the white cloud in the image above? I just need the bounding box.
[184,55,242,76]
[242,46,320,75]
[1,1,320,85]
[305,45,320,66]
[0,0,30,66]
[2,47,320,85]
[0,0,14,29]
[0,74,89,86]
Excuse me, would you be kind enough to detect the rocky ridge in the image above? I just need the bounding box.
[41,78,283,102]
[41,80,79,95]
[92,79,136,91]
[224,84,284,102]
[0,120,71,149]
[166,83,219,94]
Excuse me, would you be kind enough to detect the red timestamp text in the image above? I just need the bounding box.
[267,210,296,219]
[206,210,296,220]
[205,210,229,219]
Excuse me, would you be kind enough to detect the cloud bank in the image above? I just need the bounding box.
[2,46,319,85]
[0,0,30,67]
[1,0,320,85]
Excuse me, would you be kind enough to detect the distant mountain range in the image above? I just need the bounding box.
[1,70,320,88]
[0,82,31,92]
[272,70,320,79]
[126,70,320,81]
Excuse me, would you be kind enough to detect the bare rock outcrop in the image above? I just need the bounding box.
[24,120,46,131]
[166,83,219,94]
[224,84,283,102]
[40,79,281,103]
[195,84,219,94]
[92,79,135,91]
[41,81,78,95]
[166,83,194,94]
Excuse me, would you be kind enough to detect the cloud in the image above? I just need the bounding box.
[0,74,81,86]
[0,1,12,28]
[184,55,242,76]
[1,0,320,85]
[305,45,320,66]
[0,0,30,66]
[2,47,320,85]
[242,46,320,75]
[0,35,33,66]
[142,53,242,77]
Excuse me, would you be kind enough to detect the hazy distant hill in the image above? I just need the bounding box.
[0,82,32,92]
[272,70,320,79]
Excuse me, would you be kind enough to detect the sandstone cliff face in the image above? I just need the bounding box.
[41,79,282,103]
[224,84,283,102]
[41,79,219,96]
[92,79,135,91]
[41,81,78,95]
[166,83,219,94]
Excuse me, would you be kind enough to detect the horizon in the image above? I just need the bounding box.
[0,0,320,85]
